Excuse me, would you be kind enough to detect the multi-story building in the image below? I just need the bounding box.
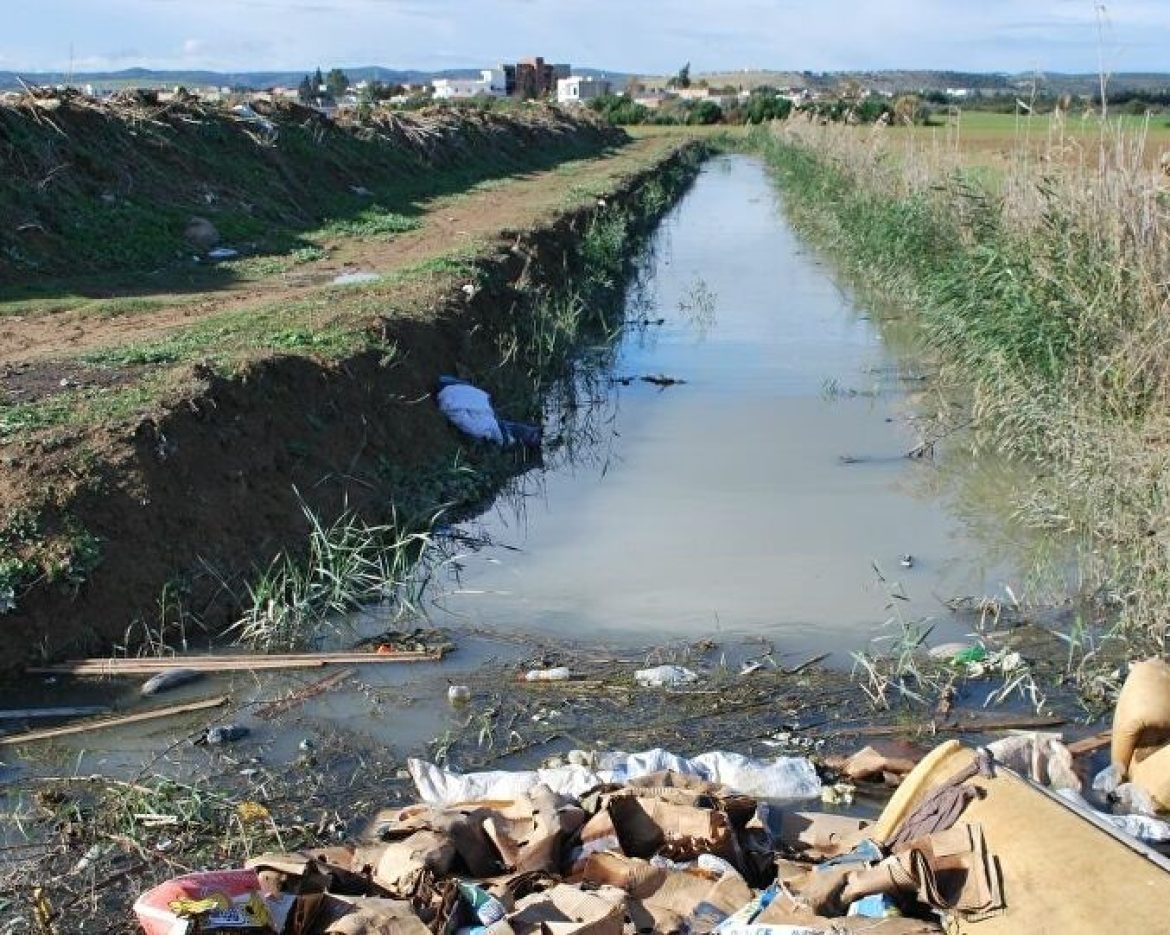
[506,58,571,99]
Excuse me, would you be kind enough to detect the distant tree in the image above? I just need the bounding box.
[325,68,350,100]
[838,78,863,103]
[358,80,401,103]
[667,62,692,90]
[297,75,314,102]
[625,75,646,95]
[312,67,325,91]
[855,94,891,123]
[588,92,649,125]
[688,99,722,125]
[745,89,792,123]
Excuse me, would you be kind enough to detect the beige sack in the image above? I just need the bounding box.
[1129,741,1170,811]
[1111,657,1170,775]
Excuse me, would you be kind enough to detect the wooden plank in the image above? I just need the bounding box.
[0,695,230,746]
[27,649,446,676]
[0,705,109,720]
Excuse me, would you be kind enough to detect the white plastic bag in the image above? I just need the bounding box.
[1055,787,1170,843]
[634,665,699,687]
[437,384,503,444]
[409,747,821,806]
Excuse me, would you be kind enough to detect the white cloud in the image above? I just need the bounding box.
[3,0,1170,74]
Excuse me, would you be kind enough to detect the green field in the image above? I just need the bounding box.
[900,109,1170,167]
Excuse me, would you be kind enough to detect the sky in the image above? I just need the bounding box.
[2,0,1168,76]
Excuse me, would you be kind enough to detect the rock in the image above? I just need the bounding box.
[195,724,249,745]
[140,667,203,696]
[183,216,220,250]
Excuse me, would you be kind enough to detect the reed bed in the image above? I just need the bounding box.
[755,113,1170,649]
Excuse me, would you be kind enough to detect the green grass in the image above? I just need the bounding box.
[318,208,421,238]
[0,507,103,613]
[229,499,440,652]
[0,295,186,320]
[220,245,327,278]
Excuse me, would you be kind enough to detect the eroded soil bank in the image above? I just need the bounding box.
[0,95,704,665]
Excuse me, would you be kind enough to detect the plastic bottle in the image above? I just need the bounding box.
[524,667,571,682]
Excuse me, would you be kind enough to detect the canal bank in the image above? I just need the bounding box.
[1,152,1089,783]
[0,115,704,666]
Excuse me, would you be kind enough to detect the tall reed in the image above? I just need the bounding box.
[754,115,1170,647]
[228,497,441,651]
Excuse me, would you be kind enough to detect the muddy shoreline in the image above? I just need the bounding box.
[0,141,705,667]
[0,619,1111,933]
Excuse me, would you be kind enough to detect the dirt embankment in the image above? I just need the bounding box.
[0,92,624,285]
[0,106,704,665]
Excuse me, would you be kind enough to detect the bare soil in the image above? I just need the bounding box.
[0,138,672,369]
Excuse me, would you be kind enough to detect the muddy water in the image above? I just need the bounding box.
[1,155,1046,783]
[437,154,1030,656]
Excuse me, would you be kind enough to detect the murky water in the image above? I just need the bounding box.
[435,154,1029,656]
[1,154,1049,782]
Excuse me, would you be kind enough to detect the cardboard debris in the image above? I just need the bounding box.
[871,740,1170,933]
[373,832,456,897]
[833,740,927,786]
[133,740,1170,934]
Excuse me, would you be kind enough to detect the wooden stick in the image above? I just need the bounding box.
[0,695,230,746]
[838,713,1067,739]
[0,706,109,720]
[254,667,357,720]
[28,649,446,676]
[1067,730,1112,756]
[785,652,831,675]
[518,679,607,692]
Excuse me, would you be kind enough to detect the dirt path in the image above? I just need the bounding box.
[0,136,677,366]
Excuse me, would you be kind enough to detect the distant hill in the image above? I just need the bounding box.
[4,66,1169,98]
[646,69,1170,97]
[0,65,628,93]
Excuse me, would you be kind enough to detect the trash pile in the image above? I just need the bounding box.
[133,658,1170,934]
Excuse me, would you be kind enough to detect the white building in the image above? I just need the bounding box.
[556,75,611,105]
[432,68,507,100]
[633,91,672,110]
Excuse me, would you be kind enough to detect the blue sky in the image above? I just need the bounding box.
[2,1,1167,75]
